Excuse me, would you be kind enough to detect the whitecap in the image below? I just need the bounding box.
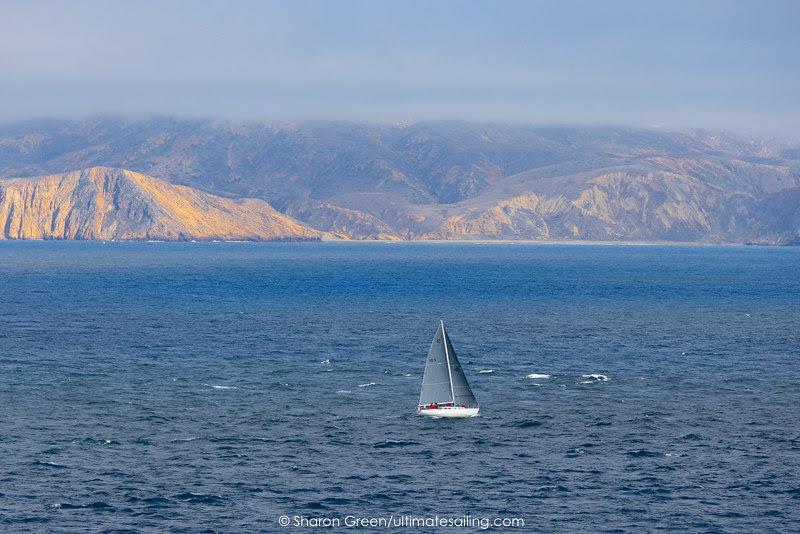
[478,369,494,374]
[336,390,352,395]
[34,460,66,468]
[169,437,200,443]
[320,359,330,365]
[357,382,377,388]
[580,373,609,383]
[526,373,551,379]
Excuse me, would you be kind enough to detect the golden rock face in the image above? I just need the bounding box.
[403,170,786,242]
[0,167,320,241]
[0,165,797,244]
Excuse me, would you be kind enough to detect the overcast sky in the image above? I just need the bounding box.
[1,0,798,135]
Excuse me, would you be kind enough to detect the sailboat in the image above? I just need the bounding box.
[417,321,479,418]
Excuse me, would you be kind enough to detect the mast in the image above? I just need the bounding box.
[441,320,456,404]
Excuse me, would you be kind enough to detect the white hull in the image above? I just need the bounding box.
[417,407,479,418]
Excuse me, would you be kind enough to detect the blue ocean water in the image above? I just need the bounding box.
[0,242,799,532]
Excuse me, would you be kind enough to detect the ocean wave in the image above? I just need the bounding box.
[126,495,171,507]
[626,449,662,458]
[512,419,543,428]
[580,374,609,383]
[303,501,332,511]
[526,373,551,379]
[78,437,118,446]
[169,437,201,443]
[54,501,113,510]
[374,439,420,449]
[173,492,225,505]
[32,460,67,469]
[319,497,356,506]
[203,383,238,390]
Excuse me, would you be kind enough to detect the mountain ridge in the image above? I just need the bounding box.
[0,118,798,243]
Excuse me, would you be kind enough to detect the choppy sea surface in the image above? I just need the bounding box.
[1,242,799,532]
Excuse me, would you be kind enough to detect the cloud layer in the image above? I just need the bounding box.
[1,0,798,134]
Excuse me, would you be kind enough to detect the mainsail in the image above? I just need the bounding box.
[444,329,477,406]
[418,321,477,407]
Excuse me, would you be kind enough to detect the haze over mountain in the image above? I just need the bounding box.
[0,117,798,243]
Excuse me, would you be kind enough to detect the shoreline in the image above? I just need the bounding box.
[0,238,794,248]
